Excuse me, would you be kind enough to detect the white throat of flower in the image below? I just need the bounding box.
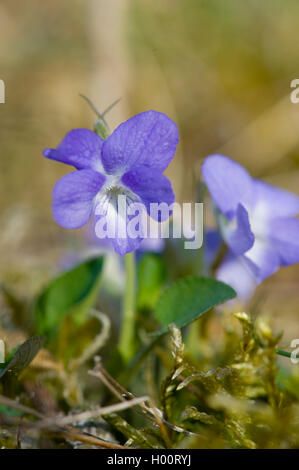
[93,174,141,219]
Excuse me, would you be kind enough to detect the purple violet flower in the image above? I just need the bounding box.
[216,252,257,302]
[203,228,222,271]
[43,110,179,255]
[202,155,299,291]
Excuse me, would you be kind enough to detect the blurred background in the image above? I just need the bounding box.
[1,0,299,344]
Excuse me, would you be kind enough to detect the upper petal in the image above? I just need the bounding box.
[252,179,299,220]
[43,129,105,171]
[52,169,106,229]
[202,154,254,219]
[101,110,179,175]
[269,217,299,266]
[121,165,175,221]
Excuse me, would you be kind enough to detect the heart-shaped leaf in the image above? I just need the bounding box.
[34,257,104,341]
[155,276,236,331]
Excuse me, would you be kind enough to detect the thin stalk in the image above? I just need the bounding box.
[79,95,121,140]
[79,94,102,119]
[102,98,121,118]
[119,252,137,362]
[276,349,299,359]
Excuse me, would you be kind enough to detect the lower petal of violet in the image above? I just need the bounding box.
[217,252,257,302]
[243,238,280,283]
[94,190,147,256]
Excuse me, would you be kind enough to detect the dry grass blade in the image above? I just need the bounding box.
[55,430,126,449]
[68,310,110,372]
[0,394,44,419]
[0,394,126,449]
[89,362,203,439]
[43,396,149,427]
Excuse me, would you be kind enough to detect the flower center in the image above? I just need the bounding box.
[93,175,141,217]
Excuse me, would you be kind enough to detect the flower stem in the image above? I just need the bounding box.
[185,245,204,356]
[119,252,137,362]
[276,349,299,359]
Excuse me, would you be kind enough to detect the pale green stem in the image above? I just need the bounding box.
[185,245,204,355]
[118,252,137,362]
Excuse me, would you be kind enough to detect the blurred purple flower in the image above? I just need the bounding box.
[202,154,299,293]
[138,236,165,253]
[204,228,222,271]
[43,111,178,255]
[216,252,257,302]
[203,228,255,302]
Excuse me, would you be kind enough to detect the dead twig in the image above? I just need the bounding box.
[68,310,110,372]
[89,362,203,439]
[0,394,126,449]
[42,396,149,427]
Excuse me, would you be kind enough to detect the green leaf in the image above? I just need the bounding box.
[34,257,104,341]
[0,335,45,378]
[155,276,236,331]
[0,404,23,416]
[137,254,166,310]
[277,365,299,400]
